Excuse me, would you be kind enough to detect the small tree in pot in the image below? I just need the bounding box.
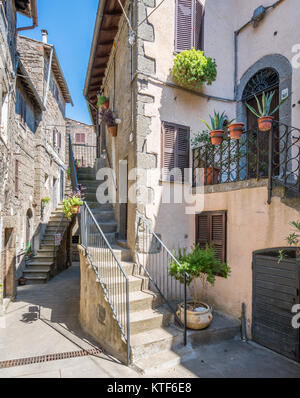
[169,244,231,330]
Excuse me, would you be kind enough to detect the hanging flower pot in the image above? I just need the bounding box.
[72,205,81,215]
[107,125,117,137]
[258,116,274,132]
[210,130,224,145]
[102,99,109,110]
[228,122,244,140]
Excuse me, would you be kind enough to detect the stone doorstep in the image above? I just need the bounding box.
[130,311,241,372]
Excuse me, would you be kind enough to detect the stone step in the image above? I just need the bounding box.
[116,239,128,249]
[78,180,103,187]
[113,290,161,312]
[86,232,116,244]
[22,275,49,285]
[92,210,115,223]
[134,344,195,375]
[77,173,96,181]
[23,268,51,278]
[100,274,149,294]
[88,245,131,262]
[26,259,54,266]
[130,325,182,362]
[130,307,173,335]
[93,260,135,276]
[87,202,113,211]
[35,251,55,258]
[88,221,117,234]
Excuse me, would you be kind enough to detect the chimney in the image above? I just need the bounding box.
[41,29,48,44]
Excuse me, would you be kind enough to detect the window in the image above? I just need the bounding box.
[75,133,85,144]
[195,211,227,263]
[16,90,27,126]
[161,121,190,182]
[175,0,204,52]
[15,159,20,196]
[52,128,61,149]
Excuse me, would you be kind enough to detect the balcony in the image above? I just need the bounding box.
[192,121,300,201]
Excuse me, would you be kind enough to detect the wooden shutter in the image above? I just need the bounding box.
[196,211,227,263]
[58,132,62,148]
[176,125,190,181]
[194,0,203,50]
[175,0,193,52]
[161,122,190,182]
[175,0,203,51]
[161,122,176,181]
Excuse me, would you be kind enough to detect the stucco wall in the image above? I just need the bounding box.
[155,184,300,336]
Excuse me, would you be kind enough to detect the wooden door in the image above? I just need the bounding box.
[252,249,300,362]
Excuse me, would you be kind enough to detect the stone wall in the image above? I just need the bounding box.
[67,118,96,168]
[78,245,128,364]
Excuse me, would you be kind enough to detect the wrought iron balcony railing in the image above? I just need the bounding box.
[192,121,300,203]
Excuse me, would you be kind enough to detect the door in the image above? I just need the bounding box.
[52,177,57,210]
[3,228,16,298]
[252,249,300,362]
[60,170,64,202]
[246,86,280,178]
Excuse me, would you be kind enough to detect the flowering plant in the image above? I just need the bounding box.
[62,185,86,220]
[100,108,117,127]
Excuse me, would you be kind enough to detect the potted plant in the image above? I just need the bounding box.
[66,167,71,180]
[62,185,85,220]
[201,111,234,145]
[18,277,27,286]
[246,90,289,132]
[227,122,245,140]
[169,244,231,330]
[172,49,217,89]
[100,108,117,137]
[97,94,109,110]
[41,196,50,207]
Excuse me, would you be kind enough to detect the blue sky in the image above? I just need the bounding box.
[18,0,99,125]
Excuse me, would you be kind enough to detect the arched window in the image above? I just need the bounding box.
[242,68,279,102]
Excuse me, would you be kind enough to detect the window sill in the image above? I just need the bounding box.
[159,179,192,186]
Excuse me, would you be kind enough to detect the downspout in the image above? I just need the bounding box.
[16,0,38,32]
[43,46,54,108]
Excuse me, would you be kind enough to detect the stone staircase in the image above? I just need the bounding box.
[23,204,70,284]
[78,164,240,372]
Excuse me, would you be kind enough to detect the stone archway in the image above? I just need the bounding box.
[236,54,292,127]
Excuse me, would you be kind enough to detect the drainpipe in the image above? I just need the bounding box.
[16,0,38,32]
[43,46,54,108]
[234,0,287,100]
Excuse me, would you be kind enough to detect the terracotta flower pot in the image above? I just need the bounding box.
[18,278,27,286]
[258,116,274,132]
[107,125,117,137]
[228,122,244,140]
[177,301,213,330]
[72,205,80,215]
[102,99,109,110]
[204,166,220,185]
[210,130,224,145]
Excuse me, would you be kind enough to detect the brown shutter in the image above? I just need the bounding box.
[176,125,190,182]
[211,212,226,263]
[194,0,203,50]
[161,122,176,181]
[175,0,193,52]
[196,211,227,263]
[196,213,210,250]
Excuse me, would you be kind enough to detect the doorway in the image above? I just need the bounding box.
[252,248,300,362]
[242,68,280,178]
[60,169,64,202]
[52,177,57,210]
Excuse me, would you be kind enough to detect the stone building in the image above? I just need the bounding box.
[83,0,300,362]
[0,0,38,305]
[0,4,73,306]
[67,118,96,168]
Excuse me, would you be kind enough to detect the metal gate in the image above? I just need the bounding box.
[252,248,300,362]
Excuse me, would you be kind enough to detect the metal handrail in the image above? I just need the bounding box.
[135,213,189,346]
[81,201,130,364]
